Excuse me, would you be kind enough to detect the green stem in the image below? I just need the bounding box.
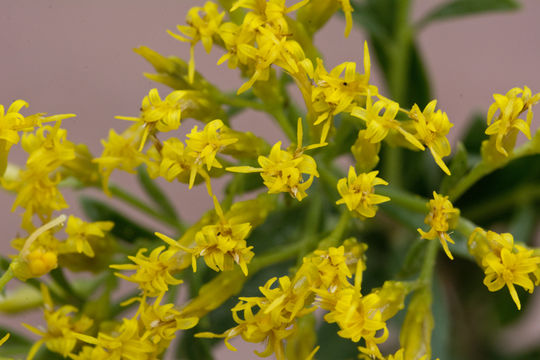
[50,268,83,305]
[388,0,413,103]
[448,133,540,202]
[383,147,403,188]
[213,92,267,112]
[250,241,306,273]
[318,210,351,249]
[108,184,183,232]
[377,185,428,213]
[270,108,296,143]
[297,193,323,263]
[419,238,439,286]
[0,267,14,293]
[456,217,477,239]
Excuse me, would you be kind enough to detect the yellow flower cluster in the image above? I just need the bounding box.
[468,228,540,310]
[2,1,539,360]
[23,284,93,360]
[198,241,411,360]
[483,86,540,160]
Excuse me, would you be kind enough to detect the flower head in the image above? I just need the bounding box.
[485,86,540,157]
[228,119,319,201]
[409,100,453,175]
[191,197,253,275]
[111,245,186,298]
[336,166,390,218]
[93,125,148,193]
[352,96,424,150]
[60,216,114,257]
[168,1,225,82]
[23,284,93,360]
[417,192,460,260]
[468,228,540,310]
[116,89,186,151]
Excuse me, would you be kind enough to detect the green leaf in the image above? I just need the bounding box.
[137,166,179,221]
[418,0,520,28]
[458,154,540,223]
[79,196,155,243]
[0,328,32,357]
[316,322,358,360]
[509,203,536,246]
[404,40,432,108]
[431,276,451,360]
[176,327,214,360]
[440,142,469,195]
[462,113,487,155]
[352,0,432,108]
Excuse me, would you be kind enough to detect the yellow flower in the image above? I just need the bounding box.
[236,27,306,94]
[306,42,374,143]
[296,246,353,294]
[417,192,460,260]
[227,118,320,201]
[75,318,157,360]
[0,99,75,175]
[216,21,257,69]
[93,125,148,193]
[352,96,425,151]
[409,100,453,175]
[336,166,390,218]
[3,168,68,227]
[186,119,237,171]
[351,129,381,172]
[111,245,185,298]
[485,86,540,157]
[23,284,93,360]
[168,1,225,82]
[197,275,313,360]
[60,216,114,257]
[138,295,198,352]
[468,228,540,310]
[190,196,253,275]
[319,287,388,348]
[22,122,76,173]
[116,89,185,151]
[148,137,195,182]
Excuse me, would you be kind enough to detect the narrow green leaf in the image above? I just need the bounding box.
[462,114,487,154]
[316,322,358,360]
[440,142,469,195]
[509,203,536,245]
[137,166,179,221]
[0,328,33,357]
[404,40,432,108]
[418,0,520,28]
[79,196,155,243]
[431,277,451,360]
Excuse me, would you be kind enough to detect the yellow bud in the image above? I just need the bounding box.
[27,249,57,277]
[400,288,434,360]
[351,130,381,173]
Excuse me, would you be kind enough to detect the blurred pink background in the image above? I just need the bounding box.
[1,0,540,358]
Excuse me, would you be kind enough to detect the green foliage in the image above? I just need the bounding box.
[418,0,520,28]
[137,166,179,221]
[80,196,155,242]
